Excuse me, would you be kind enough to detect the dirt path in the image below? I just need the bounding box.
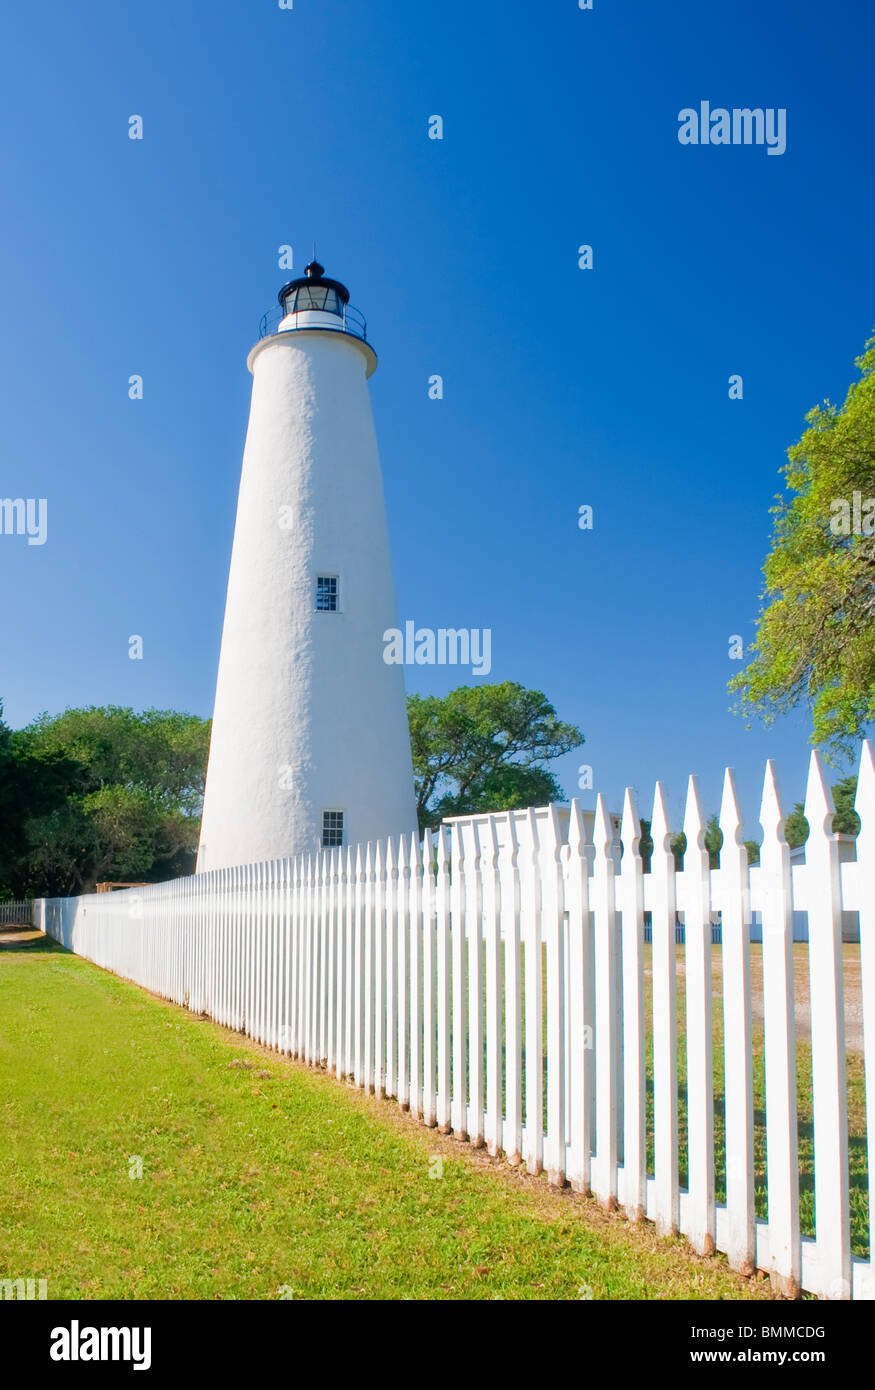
[649,944,865,1053]
[0,922,44,950]
[750,944,863,1052]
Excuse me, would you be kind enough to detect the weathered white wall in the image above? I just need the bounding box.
[197,327,417,870]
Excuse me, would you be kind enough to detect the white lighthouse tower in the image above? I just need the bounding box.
[197,261,417,872]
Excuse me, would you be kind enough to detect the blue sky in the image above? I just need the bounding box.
[1,0,873,837]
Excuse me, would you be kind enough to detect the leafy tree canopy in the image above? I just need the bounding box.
[0,704,210,898]
[731,335,875,758]
[638,818,721,872]
[640,778,859,869]
[408,682,583,830]
[784,773,860,848]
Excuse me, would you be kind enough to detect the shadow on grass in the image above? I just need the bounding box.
[0,928,68,954]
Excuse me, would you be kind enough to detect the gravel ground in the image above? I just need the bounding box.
[0,922,42,949]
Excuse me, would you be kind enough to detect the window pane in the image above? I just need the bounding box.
[316,575,338,611]
[285,287,341,315]
[322,810,344,848]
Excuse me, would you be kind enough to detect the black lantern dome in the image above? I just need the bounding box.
[258,259,369,350]
[278,260,350,319]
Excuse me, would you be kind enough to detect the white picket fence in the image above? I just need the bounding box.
[0,900,34,926]
[38,746,875,1300]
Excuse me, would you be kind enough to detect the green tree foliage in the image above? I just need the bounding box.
[0,705,210,897]
[704,814,723,869]
[638,779,860,863]
[783,774,860,849]
[0,702,83,896]
[640,815,761,868]
[731,335,875,757]
[832,775,862,836]
[670,831,687,870]
[407,682,583,831]
[644,828,711,870]
[784,804,808,848]
[636,820,689,871]
[638,818,654,869]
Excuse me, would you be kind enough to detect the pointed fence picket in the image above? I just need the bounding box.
[501,814,523,1167]
[565,801,594,1194]
[396,835,409,1109]
[482,817,502,1158]
[649,783,680,1236]
[592,795,619,1207]
[619,788,646,1221]
[435,826,451,1133]
[521,808,543,1176]
[421,829,436,1129]
[407,834,422,1118]
[803,754,851,1299]
[38,743,875,1299]
[450,825,467,1141]
[464,819,485,1150]
[718,769,756,1276]
[542,805,566,1186]
[682,776,716,1256]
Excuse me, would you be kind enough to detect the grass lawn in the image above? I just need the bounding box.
[0,932,771,1301]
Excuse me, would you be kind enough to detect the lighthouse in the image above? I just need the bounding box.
[197,261,418,872]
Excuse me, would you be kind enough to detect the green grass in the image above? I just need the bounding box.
[0,935,770,1301]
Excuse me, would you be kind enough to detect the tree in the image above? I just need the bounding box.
[1,705,210,897]
[639,814,760,869]
[0,700,85,899]
[637,820,688,871]
[407,682,583,831]
[832,775,862,835]
[784,773,860,849]
[784,804,808,849]
[704,814,723,869]
[19,706,208,814]
[639,818,654,869]
[661,826,724,869]
[731,334,875,758]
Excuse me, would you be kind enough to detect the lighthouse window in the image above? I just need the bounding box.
[287,286,342,315]
[322,810,344,848]
[316,575,339,611]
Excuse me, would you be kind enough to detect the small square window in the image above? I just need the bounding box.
[322,809,344,848]
[316,575,339,612]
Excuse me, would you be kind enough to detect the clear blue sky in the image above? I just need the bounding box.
[1,0,873,837]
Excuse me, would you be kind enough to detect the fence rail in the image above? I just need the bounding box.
[0,900,35,926]
[38,746,875,1299]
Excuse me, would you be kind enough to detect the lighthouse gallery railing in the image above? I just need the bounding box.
[257,301,368,343]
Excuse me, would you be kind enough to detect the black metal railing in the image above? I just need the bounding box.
[258,302,368,342]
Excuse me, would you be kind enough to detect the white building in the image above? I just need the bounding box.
[197,262,417,871]
[441,805,622,854]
